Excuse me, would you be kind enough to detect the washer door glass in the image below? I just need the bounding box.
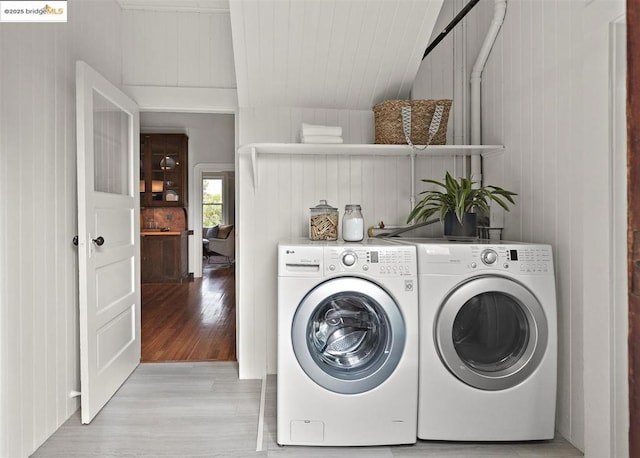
[436,276,548,391]
[292,277,406,394]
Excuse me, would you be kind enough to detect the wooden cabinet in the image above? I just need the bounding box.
[141,233,190,283]
[140,134,188,207]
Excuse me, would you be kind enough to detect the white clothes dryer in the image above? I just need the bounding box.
[387,238,557,441]
[277,239,419,446]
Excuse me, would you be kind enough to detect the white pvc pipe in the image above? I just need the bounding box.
[410,152,416,214]
[470,0,507,186]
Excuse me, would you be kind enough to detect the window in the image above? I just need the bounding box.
[203,177,224,227]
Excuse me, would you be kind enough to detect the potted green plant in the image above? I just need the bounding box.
[407,171,517,238]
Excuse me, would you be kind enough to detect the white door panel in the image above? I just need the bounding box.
[76,61,140,424]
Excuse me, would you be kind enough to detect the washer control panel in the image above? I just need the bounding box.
[325,246,416,277]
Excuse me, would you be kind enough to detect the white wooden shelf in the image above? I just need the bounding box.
[238,143,504,188]
[239,142,503,157]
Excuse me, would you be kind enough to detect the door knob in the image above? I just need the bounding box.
[92,236,105,246]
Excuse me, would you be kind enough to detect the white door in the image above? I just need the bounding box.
[76,61,140,424]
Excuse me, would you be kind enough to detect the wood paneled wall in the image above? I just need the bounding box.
[0,1,123,456]
[484,1,627,455]
[237,145,460,378]
[1,1,624,455]
[229,0,444,110]
[122,8,236,88]
[238,107,374,145]
[231,0,465,379]
[416,0,626,454]
[235,106,462,378]
[413,0,470,146]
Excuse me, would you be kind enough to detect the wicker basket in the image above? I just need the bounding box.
[373,99,452,145]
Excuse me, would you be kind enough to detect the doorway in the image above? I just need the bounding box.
[138,111,237,363]
[197,165,236,276]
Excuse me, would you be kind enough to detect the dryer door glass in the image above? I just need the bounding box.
[292,277,406,394]
[452,292,529,373]
[436,276,548,391]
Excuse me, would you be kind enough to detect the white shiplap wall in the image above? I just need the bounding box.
[237,142,460,378]
[238,107,374,145]
[412,0,468,146]
[235,105,463,378]
[232,0,463,379]
[229,0,444,110]
[483,1,627,455]
[417,0,626,455]
[0,1,123,456]
[122,8,236,88]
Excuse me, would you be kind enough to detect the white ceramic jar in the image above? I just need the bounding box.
[342,204,364,242]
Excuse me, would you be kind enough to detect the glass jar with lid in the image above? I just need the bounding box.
[309,200,338,241]
[342,204,364,242]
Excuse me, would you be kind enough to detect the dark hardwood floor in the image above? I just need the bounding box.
[141,257,236,362]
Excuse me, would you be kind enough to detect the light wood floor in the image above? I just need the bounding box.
[32,362,584,458]
[141,257,236,362]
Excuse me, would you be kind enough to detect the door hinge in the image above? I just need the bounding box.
[633,231,640,296]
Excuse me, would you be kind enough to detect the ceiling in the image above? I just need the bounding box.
[116,0,229,12]
[229,0,444,110]
[117,0,445,111]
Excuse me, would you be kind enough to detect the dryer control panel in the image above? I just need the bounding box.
[415,243,554,276]
[470,245,553,274]
[325,246,416,277]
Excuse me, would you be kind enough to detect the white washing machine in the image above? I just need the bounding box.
[387,238,557,441]
[277,239,419,446]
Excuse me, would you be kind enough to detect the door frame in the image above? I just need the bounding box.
[627,0,640,451]
[607,13,629,456]
[125,86,240,365]
[193,162,235,278]
[125,88,238,277]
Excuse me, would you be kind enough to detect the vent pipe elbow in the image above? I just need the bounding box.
[470,0,507,184]
[470,0,507,82]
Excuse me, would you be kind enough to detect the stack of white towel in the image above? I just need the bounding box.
[300,123,343,144]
